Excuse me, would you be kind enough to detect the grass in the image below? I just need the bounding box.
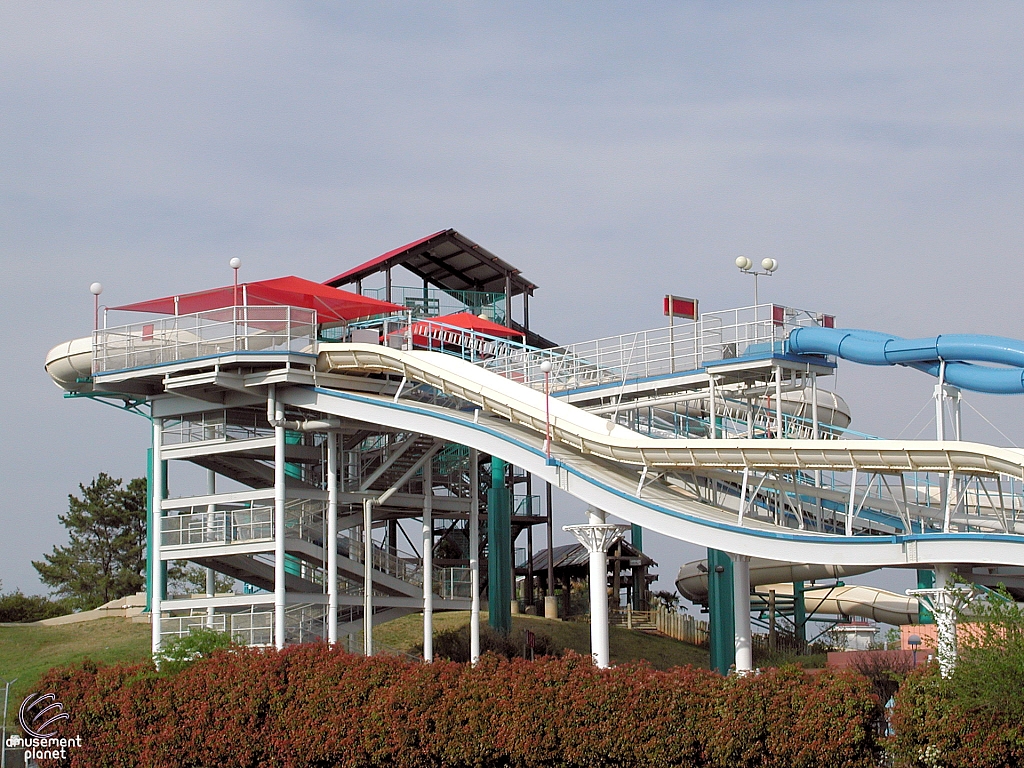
[0,619,151,725]
[376,611,711,670]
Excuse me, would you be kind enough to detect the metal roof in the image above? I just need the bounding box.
[530,540,656,572]
[324,229,538,298]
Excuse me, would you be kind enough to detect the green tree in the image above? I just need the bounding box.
[32,473,147,610]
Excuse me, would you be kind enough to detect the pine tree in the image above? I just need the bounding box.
[33,473,147,610]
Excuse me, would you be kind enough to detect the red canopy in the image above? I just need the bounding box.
[112,276,404,323]
[408,312,525,340]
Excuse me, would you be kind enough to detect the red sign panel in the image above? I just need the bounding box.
[664,295,697,320]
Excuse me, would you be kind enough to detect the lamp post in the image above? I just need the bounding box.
[90,282,103,331]
[908,633,921,665]
[734,256,778,306]
[2,677,17,768]
[229,257,242,307]
[540,360,553,459]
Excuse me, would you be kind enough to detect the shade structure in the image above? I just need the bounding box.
[408,312,526,340]
[112,276,404,323]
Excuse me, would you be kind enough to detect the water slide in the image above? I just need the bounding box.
[46,336,1024,566]
[297,343,1024,567]
[789,327,1024,395]
[675,558,920,625]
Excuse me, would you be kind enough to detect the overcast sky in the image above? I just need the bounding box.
[3,3,1024,607]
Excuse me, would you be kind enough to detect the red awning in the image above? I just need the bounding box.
[407,312,525,340]
[112,276,404,323]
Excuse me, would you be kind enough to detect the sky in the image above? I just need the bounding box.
[3,3,1024,614]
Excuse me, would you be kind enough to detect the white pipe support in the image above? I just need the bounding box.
[363,498,374,656]
[151,417,164,657]
[327,431,339,645]
[272,385,287,650]
[423,460,434,662]
[933,563,958,677]
[732,553,753,674]
[206,467,216,626]
[589,539,610,668]
[469,448,481,665]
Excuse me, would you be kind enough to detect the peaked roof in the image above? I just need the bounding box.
[112,275,404,323]
[324,229,538,298]
[531,540,656,572]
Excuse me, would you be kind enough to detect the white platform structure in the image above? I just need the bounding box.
[45,238,1024,672]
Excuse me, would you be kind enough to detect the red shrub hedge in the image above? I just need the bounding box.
[32,647,879,768]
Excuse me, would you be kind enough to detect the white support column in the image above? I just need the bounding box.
[708,375,717,439]
[206,467,216,628]
[731,554,752,674]
[564,509,625,670]
[935,361,947,441]
[327,432,339,646]
[363,498,374,656]
[469,448,481,665]
[847,465,858,536]
[151,417,164,657]
[810,371,819,440]
[587,508,610,669]
[737,466,750,525]
[273,387,287,650]
[774,366,783,438]
[932,563,957,677]
[423,459,434,662]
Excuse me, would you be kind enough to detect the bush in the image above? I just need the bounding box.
[422,623,561,662]
[887,588,1024,767]
[154,627,235,673]
[0,589,73,622]
[32,647,881,768]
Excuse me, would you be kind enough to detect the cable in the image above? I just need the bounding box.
[963,398,1018,448]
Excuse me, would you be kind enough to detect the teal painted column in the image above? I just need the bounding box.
[707,548,735,674]
[793,580,807,652]
[630,524,643,551]
[487,457,512,633]
[146,448,153,612]
[631,524,644,610]
[917,570,935,624]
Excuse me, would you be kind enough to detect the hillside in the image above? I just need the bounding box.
[0,618,151,726]
[375,611,710,670]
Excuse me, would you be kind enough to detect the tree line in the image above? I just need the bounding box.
[1,472,229,622]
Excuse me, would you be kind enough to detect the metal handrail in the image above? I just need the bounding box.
[92,305,317,374]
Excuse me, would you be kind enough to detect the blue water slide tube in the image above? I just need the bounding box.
[788,327,1024,395]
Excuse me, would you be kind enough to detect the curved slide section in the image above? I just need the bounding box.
[789,327,1024,395]
[296,343,1024,567]
[676,558,919,625]
[675,558,877,603]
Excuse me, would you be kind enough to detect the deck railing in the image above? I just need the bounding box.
[93,305,317,374]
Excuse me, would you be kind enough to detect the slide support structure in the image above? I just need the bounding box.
[708,548,735,675]
[488,457,512,634]
[731,554,752,674]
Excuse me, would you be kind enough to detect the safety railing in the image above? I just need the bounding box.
[160,612,228,640]
[162,499,325,548]
[229,609,274,646]
[93,305,317,374]
[160,408,283,446]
